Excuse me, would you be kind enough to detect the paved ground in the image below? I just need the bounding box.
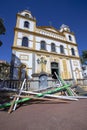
[0,99,87,130]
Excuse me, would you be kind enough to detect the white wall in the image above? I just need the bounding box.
[70,59,83,79]
[15,51,32,68]
[12,51,33,79]
[35,36,68,55]
[68,45,79,57]
[17,32,33,48]
[64,33,76,43]
[19,18,35,32]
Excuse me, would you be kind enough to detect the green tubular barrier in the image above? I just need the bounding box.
[36,84,71,97]
[0,98,31,109]
[66,88,73,96]
[58,75,73,96]
[0,84,71,109]
[59,76,66,86]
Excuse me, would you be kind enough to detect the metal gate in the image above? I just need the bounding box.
[39,74,48,89]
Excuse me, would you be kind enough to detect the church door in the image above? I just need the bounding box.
[51,62,59,79]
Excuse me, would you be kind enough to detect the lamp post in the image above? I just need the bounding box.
[37,57,47,72]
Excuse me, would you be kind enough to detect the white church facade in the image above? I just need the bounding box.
[11,10,83,80]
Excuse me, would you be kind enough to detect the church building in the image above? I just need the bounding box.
[11,10,83,80]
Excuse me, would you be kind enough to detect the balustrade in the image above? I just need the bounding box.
[0,79,87,91]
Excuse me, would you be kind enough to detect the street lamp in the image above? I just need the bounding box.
[37,57,47,72]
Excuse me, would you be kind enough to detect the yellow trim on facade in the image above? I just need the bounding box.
[16,16,20,28]
[63,30,75,35]
[67,44,70,55]
[33,22,36,49]
[13,31,18,46]
[12,46,80,60]
[14,28,78,46]
[62,59,68,79]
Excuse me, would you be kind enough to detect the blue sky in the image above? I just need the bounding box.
[0,0,87,62]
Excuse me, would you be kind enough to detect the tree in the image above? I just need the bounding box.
[0,41,2,46]
[0,18,6,46]
[81,50,87,65]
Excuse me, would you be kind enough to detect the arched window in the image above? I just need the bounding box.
[40,41,46,50]
[25,14,29,18]
[22,37,28,47]
[71,48,75,56]
[60,45,64,54]
[69,35,72,41]
[24,21,29,28]
[51,43,56,52]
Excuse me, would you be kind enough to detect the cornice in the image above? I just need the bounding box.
[37,26,64,36]
[62,30,75,35]
[14,27,78,46]
[16,14,36,22]
[12,46,80,60]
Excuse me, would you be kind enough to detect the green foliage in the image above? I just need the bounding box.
[81,50,87,65]
[0,18,6,47]
[0,40,2,46]
[0,18,6,34]
[82,50,87,59]
[0,61,10,80]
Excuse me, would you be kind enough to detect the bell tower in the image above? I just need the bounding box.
[11,10,36,79]
[16,10,36,31]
